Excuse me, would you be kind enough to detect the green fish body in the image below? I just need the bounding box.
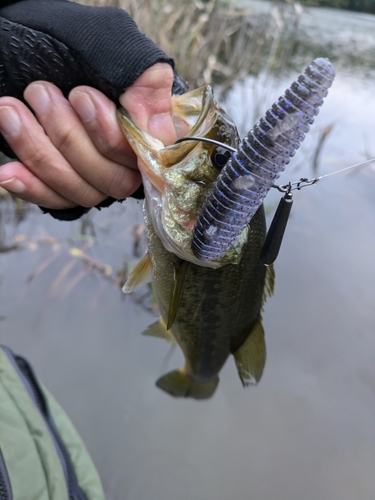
[119,86,274,399]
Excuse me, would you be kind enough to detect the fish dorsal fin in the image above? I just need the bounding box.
[142,318,175,343]
[233,317,266,387]
[122,253,152,294]
[167,260,187,330]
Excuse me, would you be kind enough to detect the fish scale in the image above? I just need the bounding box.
[192,57,335,261]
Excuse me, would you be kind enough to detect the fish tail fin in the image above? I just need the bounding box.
[156,369,219,400]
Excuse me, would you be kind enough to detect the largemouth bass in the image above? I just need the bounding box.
[118,86,274,399]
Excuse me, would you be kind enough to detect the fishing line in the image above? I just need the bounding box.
[263,156,375,265]
[174,136,237,152]
[314,157,375,180]
[174,136,375,266]
[174,136,375,190]
[275,157,375,193]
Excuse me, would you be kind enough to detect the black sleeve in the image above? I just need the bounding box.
[0,0,187,220]
[0,0,22,6]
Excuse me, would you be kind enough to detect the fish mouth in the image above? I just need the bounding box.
[117,87,217,201]
[118,86,246,268]
[117,86,216,166]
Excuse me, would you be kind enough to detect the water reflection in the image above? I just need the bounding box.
[0,195,155,315]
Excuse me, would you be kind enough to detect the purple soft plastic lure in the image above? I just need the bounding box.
[191,58,335,262]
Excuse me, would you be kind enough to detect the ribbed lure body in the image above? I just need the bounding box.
[192,58,335,261]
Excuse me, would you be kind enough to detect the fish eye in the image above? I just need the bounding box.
[210,146,231,171]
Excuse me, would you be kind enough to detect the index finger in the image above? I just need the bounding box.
[69,86,138,168]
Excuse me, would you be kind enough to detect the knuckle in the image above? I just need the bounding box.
[95,132,123,158]
[25,146,53,168]
[105,170,139,199]
[53,123,78,152]
[72,184,105,208]
[106,174,127,199]
[96,139,114,158]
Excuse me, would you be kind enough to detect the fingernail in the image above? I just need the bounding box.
[0,107,21,137]
[0,177,26,194]
[70,92,96,122]
[25,83,50,116]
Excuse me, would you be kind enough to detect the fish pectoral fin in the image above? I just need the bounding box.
[167,260,187,330]
[233,317,266,387]
[156,369,219,400]
[142,318,175,343]
[263,264,275,301]
[122,253,152,293]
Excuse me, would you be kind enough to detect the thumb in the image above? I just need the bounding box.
[119,63,177,146]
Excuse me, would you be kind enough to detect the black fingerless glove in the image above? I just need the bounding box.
[0,0,188,220]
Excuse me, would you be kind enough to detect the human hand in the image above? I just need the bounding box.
[0,62,176,210]
[0,0,187,218]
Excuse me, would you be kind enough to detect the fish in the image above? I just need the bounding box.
[192,58,335,261]
[118,85,274,399]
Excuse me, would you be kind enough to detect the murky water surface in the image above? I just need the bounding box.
[1,5,375,500]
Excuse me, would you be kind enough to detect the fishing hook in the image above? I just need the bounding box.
[174,136,237,152]
[174,136,320,193]
[174,135,302,266]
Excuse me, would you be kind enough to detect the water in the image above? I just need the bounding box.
[1,5,375,500]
